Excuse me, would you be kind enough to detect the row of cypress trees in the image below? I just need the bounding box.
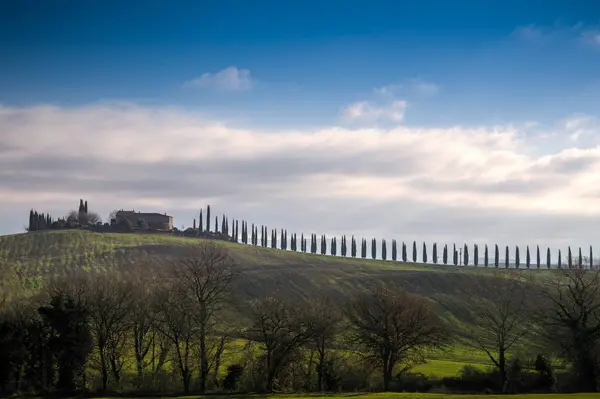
[194,205,595,269]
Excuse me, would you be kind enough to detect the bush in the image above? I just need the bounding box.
[442,365,501,393]
[391,372,439,392]
[223,364,244,391]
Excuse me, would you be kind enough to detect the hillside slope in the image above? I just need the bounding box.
[0,230,538,327]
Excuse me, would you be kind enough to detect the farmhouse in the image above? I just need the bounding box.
[113,210,173,231]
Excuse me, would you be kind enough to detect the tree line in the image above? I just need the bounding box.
[193,205,595,269]
[2,242,600,395]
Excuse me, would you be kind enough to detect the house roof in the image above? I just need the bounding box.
[116,211,172,218]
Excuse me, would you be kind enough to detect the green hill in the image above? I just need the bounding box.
[0,230,534,325]
[0,230,554,376]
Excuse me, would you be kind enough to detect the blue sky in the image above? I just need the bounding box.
[2,0,599,127]
[1,1,600,256]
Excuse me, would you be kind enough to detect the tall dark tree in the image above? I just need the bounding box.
[281,230,286,250]
[341,236,347,257]
[494,244,499,268]
[391,239,397,261]
[463,244,469,266]
[251,223,255,245]
[505,246,510,269]
[371,238,377,260]
[235,220,239,242]
[484,244,489,267]
[402,242,407,262]
[84,200,88,213]
[547,247,551,269]
[443,244,448,265]
[28,209,34,231]
[412,241,417,262]
[578,247,583,269]
[422,242,427,263]
[321,235,327,255]
[361,239,367,259]
[206,205,211,232]
[381,239,387,261]
[272,229,277,249]
[214,216,219,234]
[453,244,457,266]
[351,236,357,258]
[433,243,438,264]
[474,244,479,267]
[300,233,305,252]
[558,249,562,269]
[568,247,573,269]
[38,293,93,394]
[536,245,541,269]
[221,215,226,234]
[199,209,203,234]
[331,237,337,256]
[526,246,531,269]
[515,246,520,269]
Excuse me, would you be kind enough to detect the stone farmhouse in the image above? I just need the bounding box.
[112,210,173,231]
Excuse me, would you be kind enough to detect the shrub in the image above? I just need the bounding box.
[391,372,438,392]
[442,365,501,393]
[223,364,244,391]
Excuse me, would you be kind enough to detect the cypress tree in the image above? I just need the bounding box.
[494,244,499,268]
[199,209,203,233]
[453,244,457,266]
[578,247,583,269]
[206,205,211,232]
[422,242,427,263]
[221,215,225,234]
[515,246,520,269]
[84,200,88,213]
[558,249,562,269]
[474,244,479,267]
[382,239,387,261]
[412,241,417,262]
[536,245,540,269]
[402,242,407,262]
[341,236,347,257]
[463,244,469,266]
[300,233,304,252]
[214,216,218,234]
[29,209,34,231]
[281,230,286,250]
[251,223,255,245]
[433,243,437,264]
[193,218,196,231]
[361,239,367,259]
[391,239,397,261]
[443,244,448,265]
[33,211,39,230]
[236,220,240,242]
[322,235,327,255]
[484,244,488,267]
[590,246,594,269]
[371,238,376,260]
[505,246,509,268]
[526,246,531,269]
[568,247,572,269]
[547,247,551,269]
[351,236,357,258]
[303,237,307,253]
[273,229,277,249]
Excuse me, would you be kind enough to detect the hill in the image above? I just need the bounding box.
[0,230,553,376]
[0,230,539,324]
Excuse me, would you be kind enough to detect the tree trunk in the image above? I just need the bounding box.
[100,351,109,392]
[317,348,325,392]
[499,348,507,393]
[199,326,208,393]
[182,368,191,394]
[382,358,392,391]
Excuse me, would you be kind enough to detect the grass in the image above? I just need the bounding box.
[0,230,556,379]
[91,394,600,399]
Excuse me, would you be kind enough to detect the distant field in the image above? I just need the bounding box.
[0,230,552,378]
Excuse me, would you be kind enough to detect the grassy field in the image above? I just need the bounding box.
[0,230,553,379]
[92,394,600,399]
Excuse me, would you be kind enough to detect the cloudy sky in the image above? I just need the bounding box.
[1,0,600,255]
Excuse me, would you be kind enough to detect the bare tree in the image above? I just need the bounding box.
[305,295,342,391]
[538,268,600,392]
[86,274,134,391]
[345,285,447,391]
[247,295,315,392]
[108,209,119,223]
[152,285,196,394]
[465,271,532,392]
[87,211,102,225]
[170,243,239,393]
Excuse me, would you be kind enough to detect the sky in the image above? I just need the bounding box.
[1,0,600,257]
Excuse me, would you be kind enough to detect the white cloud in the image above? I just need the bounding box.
[183,66,253,91]
[1,103,600,250]
[562,113,598,141]
[408,78,439,96]
[582,30,600,46]
[341,100,407,123]
[513,23,600,48]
